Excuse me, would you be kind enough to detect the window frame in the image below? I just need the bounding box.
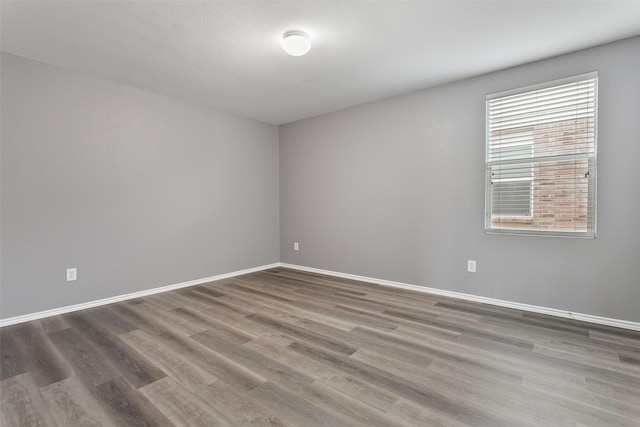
[485,72,598,239]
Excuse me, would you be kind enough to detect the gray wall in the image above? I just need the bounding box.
[3,37,639,323]
[1,53,280,319]
[280,36,640,323]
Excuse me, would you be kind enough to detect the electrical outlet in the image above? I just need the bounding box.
[294,242,299,251]
[66,268,77,282]
[467,260,476,273]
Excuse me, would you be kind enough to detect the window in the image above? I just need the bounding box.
[485,73,597,238]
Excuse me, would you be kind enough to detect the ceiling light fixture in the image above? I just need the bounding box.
[282,30,311,56]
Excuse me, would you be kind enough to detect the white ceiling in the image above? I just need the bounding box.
[2,1,640,125]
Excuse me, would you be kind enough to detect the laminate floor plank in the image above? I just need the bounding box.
[140,377,239,426]
[284,279,458,319]
[589,330,640,350]
[135,302,209,336]
[39,376,116,427]
[93,376,174,427]
[350,347,434,383]
[242,335,342,381]
[280,272,430,313]
[65,312,167,388]
[229,282,297,304]
[180,289,251,317]
[5,323,72,386]
[391,323,462,341]
[292,286,407,314]
[522,372,640,420]
[301,379,398,427]
[245,312,359,355]
[171,306,257,345]
[430,358,638,427]
[0,373,57,427]
[240,271,359,296]
[533,342,640,378]
[192,329,316,389]
[297,297,460,338]
[324,303,401,331]
[46,328,121,387]
[386,316,637,390]
[1,267,639,426]
[584,376,640,405]
[423,363,567,427]
[254,271,372,299]
[238,274,378,309]
[263,270,392,300]
[244,380,357,427]
[289,299,381,331]
[385,397,469,427]
[294,316,436,368]
[171,294,298,343]
[457,333,640,389]
[226,292,356,330]
[191,284,226,298]
[231,288,361,332]
[287,339,516,426]
[304,316,521,388]
[143,327,268,392]
[243,336,400,419]
[496,312,592,336]
[33,316,70,334]
[119,329,218,393]
[0,329,26,380]
[108,303,178,337]
[218,292,307,323]
[163,289,230,315]
[435,300,526,321]
[350,325,525,382]
[477,316,622,355]
[143,293,186,311]
[88,306,139,335]
[319,373,399,412]
[383,307,486,335]
[523,312,630,338]
[203,380,288,426]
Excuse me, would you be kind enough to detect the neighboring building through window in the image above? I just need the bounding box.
[485,73,597,238]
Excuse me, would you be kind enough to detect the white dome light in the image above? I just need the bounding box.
[282,30,311,56]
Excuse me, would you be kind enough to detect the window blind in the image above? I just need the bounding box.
[485,73,597,238]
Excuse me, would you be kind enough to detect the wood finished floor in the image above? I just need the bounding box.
[1,268,639,426]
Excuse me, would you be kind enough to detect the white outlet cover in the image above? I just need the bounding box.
[66,268,77,281]
[467,260,477,273]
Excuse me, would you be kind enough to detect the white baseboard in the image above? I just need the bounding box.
[279,263,640,332]
[0,263,280,328]
[3,261,638,332]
